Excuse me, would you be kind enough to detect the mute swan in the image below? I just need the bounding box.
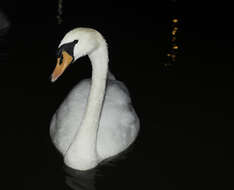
[50,27,140,170]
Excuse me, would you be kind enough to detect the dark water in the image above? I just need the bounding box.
[1,1,234,189]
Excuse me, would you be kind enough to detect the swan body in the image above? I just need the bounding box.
[50,28,140,170]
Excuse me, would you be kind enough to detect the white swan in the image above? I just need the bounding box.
[50,27,140,170]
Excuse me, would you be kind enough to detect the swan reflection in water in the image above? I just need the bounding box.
[64,165,96,190]
[63,143,136,190]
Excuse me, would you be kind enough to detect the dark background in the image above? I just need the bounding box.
[1,1,234,189]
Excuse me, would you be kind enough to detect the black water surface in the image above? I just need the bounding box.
[1,1,233,190]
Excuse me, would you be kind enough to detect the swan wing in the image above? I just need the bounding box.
[97,80,140,158]
[50,79,140,158]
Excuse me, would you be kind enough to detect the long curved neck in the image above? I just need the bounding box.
[84,45,109,129]
[64,43,108,170]
[77,46,108,148]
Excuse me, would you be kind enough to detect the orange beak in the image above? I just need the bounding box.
[51,50,73,82]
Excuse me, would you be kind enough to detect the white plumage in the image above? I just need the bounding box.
[50,28,140,170]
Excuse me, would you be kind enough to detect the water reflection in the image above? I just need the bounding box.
[62,143,136,190]
[64,165,96,190]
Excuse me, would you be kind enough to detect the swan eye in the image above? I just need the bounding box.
[59,54,63,65]
[56,40,78,64]
[56,48,62,58]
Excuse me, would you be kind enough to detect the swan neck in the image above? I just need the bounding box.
[64,44,109,170]
[77,45,109,157]
[83,46,108,128]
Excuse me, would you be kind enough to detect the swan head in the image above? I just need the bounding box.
[51,27,105,82]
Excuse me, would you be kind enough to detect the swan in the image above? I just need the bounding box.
[50,27,140,170]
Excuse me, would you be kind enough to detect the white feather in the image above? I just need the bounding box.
[50,27,140,170]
